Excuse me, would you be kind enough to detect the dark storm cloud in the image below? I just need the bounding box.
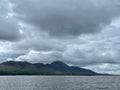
[11,0,120,37]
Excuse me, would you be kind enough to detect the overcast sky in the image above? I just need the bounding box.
[0,0,120,74]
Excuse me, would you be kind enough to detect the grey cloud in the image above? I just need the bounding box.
[1,0,120,74]
[0,50,25,63]
[14,32,120,67]
[0,0,21,41]
[13,21,120,68]
[13,30,66,51]
[0,53,23,60]
[11,0,120,37]
[0,17,20,41]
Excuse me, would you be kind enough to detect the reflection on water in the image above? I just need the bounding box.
[0,76,119,90]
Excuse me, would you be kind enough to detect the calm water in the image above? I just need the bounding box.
[0,76,119,90]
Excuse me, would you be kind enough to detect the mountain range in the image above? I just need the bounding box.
[0,61,98,75]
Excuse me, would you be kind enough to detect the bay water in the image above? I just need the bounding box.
[0,76,119,90]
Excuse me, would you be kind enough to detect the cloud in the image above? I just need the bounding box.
[15,50,63,63]
[11,0,120,37]
[84,63,120,74]
[0,0,20,41]
[0,17,21,41]
[13,28,66,52]
[13,20,120,67]
[0,0,120,74]
[13,19,120,71]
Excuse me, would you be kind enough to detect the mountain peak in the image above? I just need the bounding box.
[51,61,68,66]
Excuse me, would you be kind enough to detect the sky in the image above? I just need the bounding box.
[0,0,120,74]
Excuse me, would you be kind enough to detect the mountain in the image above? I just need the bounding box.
[0,61,98,75]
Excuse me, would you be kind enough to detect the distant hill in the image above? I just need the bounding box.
[0,61,98,75]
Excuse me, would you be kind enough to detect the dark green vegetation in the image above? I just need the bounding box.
[0,61,98,75]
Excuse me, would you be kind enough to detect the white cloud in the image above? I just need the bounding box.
[84,63,120,74]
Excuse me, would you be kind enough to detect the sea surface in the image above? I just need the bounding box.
[0,76,119,90]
